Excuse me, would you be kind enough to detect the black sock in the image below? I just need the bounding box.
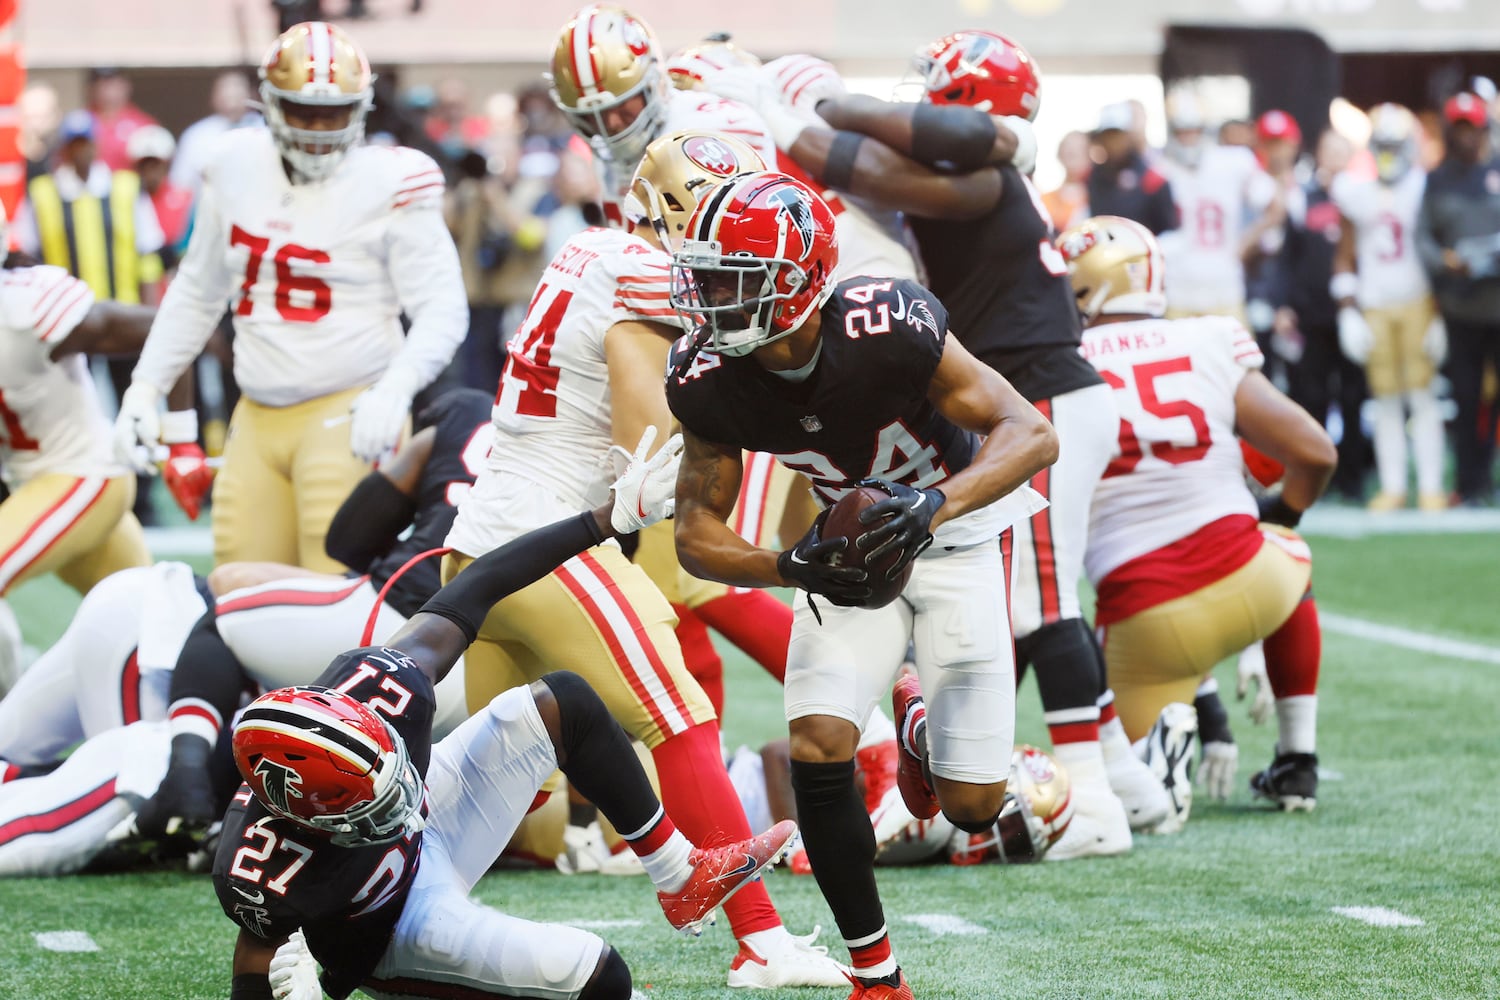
[1018,618,1109,713]
[1195,687,1234,745]
[540,672,659,838]
[790,758,885,943]
[569,800,599,828]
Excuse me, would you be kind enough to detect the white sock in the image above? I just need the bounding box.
[1053,741,1109,788]
[624,809,694,893]
[1196,676,1219,697]
[1371,394,1408,498]
[1407,387,1445,497]
[1097,717,1134,764]
[1275,695,1318,755]
[740,924,790,954]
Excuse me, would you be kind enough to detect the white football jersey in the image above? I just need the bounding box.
[135,129,465,407]
[445,226,680,556]
[595,89,918,281]
[0,265,125,486]
[1331,169,1429,309]
[1159,146,1273,313]
[1082,314,1263,585]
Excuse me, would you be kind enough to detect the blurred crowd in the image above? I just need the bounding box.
[1042,87,1500,510]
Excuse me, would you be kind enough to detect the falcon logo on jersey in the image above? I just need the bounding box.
[768,187,817,261]
[234,902,272,937]
[683,135,744,177]
[253,758,305,814]
[905,296,940,340]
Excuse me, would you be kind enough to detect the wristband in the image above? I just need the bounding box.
[160,409,199,445]
[823,131,865,190]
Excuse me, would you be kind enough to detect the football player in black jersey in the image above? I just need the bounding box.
[213,428,799,1000]
[665,171,1056,1000]
[702,29,1172,856]
[132,389,493,841]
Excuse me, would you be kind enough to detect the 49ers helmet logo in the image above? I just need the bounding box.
[682,135,743,176]
[622,16,651,56]
[254,757,305,814]
[768,187,817,262]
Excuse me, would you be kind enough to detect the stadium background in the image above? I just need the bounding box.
[2,1,1499,998]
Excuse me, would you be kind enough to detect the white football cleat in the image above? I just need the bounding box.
[1044,755,1131,861]
[727,925,851,989]
[1101,718,1172,831]
[1137,702,1200,834]
[554,822,644,876]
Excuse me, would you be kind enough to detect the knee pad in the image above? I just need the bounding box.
[1016,617,1106,704]
[579,946,631,1000]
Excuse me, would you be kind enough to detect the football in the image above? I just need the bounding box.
[821,484,914,609]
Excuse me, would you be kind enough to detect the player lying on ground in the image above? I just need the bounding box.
[216,428,798,1000]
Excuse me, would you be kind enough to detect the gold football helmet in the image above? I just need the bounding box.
[666,37,763,91]
[550,4,671,166]
[628,129,765,249]
[259,21,373,182]
[949,745,1074,864]
[1368,103,1419,183]
[1056,216,1167,322]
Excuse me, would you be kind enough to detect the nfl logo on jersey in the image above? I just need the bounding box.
[800,415,823,433]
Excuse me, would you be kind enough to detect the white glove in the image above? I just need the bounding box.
[608,426,684,534]
[1423,314,1448,365]
[997,115,1037,176]
[114,382,163,473]
[1336,306,1374,365]
[764,54,847,116]
[268,930,321,1000]
[348,369,419,464]
[705,66,810,150]
[1198,740,1239,801]
[1235,642,1274,726]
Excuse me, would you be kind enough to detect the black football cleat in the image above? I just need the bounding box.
[1250,751,1318,812]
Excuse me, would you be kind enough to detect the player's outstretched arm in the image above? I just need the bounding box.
[815,94,1033,174]
[925,334,1058,532]
[390,429,683,684]
[1234,371,1336,523]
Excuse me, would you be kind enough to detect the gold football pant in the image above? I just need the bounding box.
[211,387,375,573]
[1365,297,1437,396]
[1101,531,1312,741]
[0,473,148,596]
[442,543,715,749]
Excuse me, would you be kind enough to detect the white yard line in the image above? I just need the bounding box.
[568,919,645,929]
[1332,906,1424,927]
[33,931,100,952]
[1320,612,1500,665]
[901,913,988,936]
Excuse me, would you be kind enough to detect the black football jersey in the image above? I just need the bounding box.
[907,165,1102,401]
[667,276,976,506]
[213,647,437,1000]
[368,388,492,618]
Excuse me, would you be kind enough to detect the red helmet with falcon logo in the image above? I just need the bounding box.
[670,171,839,357]
[914,29,1042,120]
[232,686,425,848]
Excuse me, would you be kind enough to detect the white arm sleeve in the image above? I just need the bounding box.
[382,197,468,391]
[130,178,235,393]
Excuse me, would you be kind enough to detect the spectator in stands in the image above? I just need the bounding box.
[1088,101,1177,234]
[1282,128,1370,502]
[18,84,60,182]
[1219,118,1257,150]
[170,71,262,198]
[85,68,158,173]
[128,125,193,263]
[1244,110,1303,388]
[1042,130,1091,232]
[1417,93,1500,507]
[426,78,490,164]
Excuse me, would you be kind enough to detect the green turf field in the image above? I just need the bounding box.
[2,526,1498,1000]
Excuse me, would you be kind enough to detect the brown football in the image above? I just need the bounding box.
[822,485,913,609]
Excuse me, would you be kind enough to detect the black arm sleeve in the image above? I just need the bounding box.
[325,472,419,572]
[910,103,998,172]
[418,512,606,643]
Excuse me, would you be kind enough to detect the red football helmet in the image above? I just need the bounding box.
[914,30,1041,120]
[670,171,839,357]
[232,686,425,847]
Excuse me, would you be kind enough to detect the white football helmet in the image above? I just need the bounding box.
[258,21,374,183]
[550,4,671,166]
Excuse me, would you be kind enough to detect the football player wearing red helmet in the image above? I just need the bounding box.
[706,31,1175,859]
[212,430,804,1000]
[668,170,1057,1000]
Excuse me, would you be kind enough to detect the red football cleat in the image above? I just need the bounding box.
[846,970,915,999]
[657,818,797,935]
[892,675,939,820]
[856,739,900,816]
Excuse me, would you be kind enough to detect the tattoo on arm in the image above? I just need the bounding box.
[678,431,739,520]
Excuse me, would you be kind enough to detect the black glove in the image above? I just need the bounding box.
[856,478,947,576]
[1257,494,1302,529]
[776,509,871,607]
